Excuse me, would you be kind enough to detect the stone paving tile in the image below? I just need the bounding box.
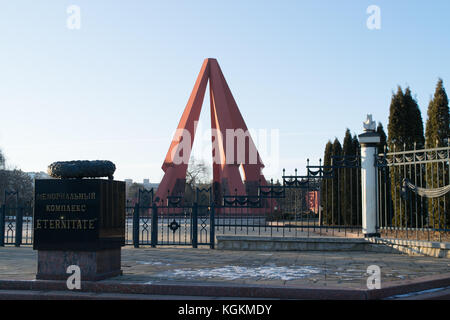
[0,246,449,289]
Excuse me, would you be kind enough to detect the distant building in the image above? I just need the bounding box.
[142,178,159,190]
[306,191,320,214]
[124,179,133,196]
[124,178,159,201]
[27,171,52,180]
[26,171,53,188]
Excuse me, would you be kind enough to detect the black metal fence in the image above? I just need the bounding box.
[0,204,33,246]
[1,157,365,248]
[128,203,215,248]
[376,144,450,241]
[4,146,449,248]
[125,188,215,248]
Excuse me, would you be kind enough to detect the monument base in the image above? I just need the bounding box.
[36,248,122,281]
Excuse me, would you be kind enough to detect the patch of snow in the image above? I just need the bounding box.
[157,265,322,281]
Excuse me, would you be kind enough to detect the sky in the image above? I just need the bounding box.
[0,1,449,183]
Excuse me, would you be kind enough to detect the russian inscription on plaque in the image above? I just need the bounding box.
[33,161,125,281]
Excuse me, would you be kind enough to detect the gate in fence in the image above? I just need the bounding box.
[127,188,215,248]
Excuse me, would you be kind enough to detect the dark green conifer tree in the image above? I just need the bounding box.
[404,87,425,149]
[377,122,387,154]
[387,86,425,227]
[388,86,408,150]
[376,122,389,227]
[321,141,333,225]
[342,129,355,225]
[425,79,449,148]
[331,138,342,225]
[425,79,449,228]
[352,135,361,226]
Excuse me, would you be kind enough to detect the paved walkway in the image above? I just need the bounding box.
[0,246,449,290]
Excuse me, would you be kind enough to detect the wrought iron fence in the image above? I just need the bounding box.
[128,204,215,248]
[5,147,449,247]
[1,156,365,248]
[302,156,362,236]
[211,156,363,239]
[0,204,33,246]
[376,144,450,241]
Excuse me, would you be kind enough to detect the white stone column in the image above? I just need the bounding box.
[358,115,380,237]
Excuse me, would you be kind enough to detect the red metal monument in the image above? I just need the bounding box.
[155,58,271,205]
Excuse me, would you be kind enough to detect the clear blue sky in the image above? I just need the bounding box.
[0,1,449,182]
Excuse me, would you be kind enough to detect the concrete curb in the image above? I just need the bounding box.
[0,279,366,300]
[366,273,450,300]
[367,238,450,258]
[216,236,370,252]
[0,289,226,300]
[0,272,449,300]
[216,236,450,258]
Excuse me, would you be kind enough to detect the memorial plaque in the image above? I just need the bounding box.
[34,179,125,251]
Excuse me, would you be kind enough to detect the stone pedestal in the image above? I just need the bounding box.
[36,248,122,281]
[33,179,125,281]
